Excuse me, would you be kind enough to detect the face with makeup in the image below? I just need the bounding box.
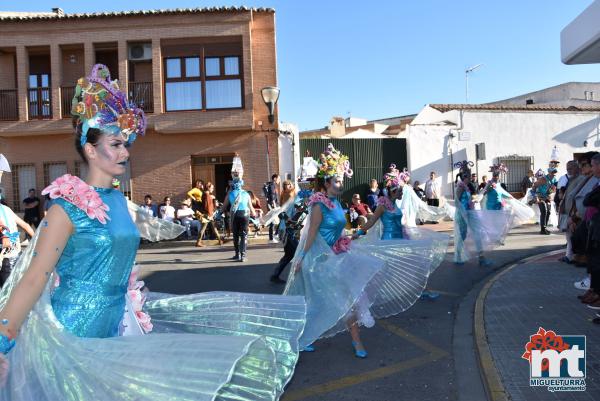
[324,175,344,196]
[84,133,129,177]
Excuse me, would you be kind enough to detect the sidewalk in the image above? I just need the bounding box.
[483,251,600,400]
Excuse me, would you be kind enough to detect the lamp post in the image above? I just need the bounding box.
[261,86,280,124]
[260,86,281,180]
[465,64,483,103]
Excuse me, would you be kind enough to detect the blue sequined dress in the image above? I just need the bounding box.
[0,183,306,401]
[283,194,447,348]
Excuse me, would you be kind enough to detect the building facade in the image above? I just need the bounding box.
[0,7,280,210]
[408,103,600,197]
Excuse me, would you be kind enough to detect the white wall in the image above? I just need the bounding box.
[278,122,300,183]
[408,109,600,197]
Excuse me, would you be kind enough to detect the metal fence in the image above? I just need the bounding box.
[497,155,534,193]
[300,138,407,203]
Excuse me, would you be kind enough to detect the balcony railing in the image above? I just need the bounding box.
[61,86,75,118]
[28,87,52,120]
[128,82,154,113]
[0,89,18,121]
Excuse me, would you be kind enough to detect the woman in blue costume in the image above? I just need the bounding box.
[453,161,512,266]
[284,144,438,358]
[0,65,305,401]
[481,164,534,227]
[391,166,454,226]
[352,167,449,298]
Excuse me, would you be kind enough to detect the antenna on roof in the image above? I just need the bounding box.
[465,63,484,103]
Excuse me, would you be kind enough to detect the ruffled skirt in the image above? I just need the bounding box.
[283,225,448,347]
[0,284,306,401]
[453,208,512,263]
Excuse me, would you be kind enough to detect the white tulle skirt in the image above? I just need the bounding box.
[0,228,306,401]
[283,217,449,348]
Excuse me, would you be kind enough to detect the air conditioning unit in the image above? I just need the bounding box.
[128,43,152,61]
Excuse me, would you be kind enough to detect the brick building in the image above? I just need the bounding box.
[0,7,280,210]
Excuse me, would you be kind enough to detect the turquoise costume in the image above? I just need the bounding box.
[380,204,404,239]
[51,190,138,338]
[485,186,504,210]
[316,199,347,245]
[0,178,306,401]
[453,182,513,263]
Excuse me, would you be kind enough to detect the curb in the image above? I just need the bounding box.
[473,248,564,401]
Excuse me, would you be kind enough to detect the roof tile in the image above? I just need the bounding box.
[0,7,274,22]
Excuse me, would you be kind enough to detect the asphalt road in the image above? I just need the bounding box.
[136,225,565,401]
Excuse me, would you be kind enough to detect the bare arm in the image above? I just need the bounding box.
[357,205,385,233]
[0,204,72,340]
[11,212,35,238]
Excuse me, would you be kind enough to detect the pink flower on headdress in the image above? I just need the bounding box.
[42,174,110,224]
[383,164,401,188]
[332,236,352,254]
[399,168,411,183]
[308,192,335,210]
[489,163,508,174]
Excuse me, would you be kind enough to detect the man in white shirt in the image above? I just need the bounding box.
[424,171,441,207]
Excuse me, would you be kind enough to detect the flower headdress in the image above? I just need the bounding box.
[383,163,400,189]
[317,143,353,179]
[489,163,508,175]
[72,64,146,147]
[454,160,474,178]
[399,168,411,183]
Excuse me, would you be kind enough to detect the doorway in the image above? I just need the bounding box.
[214,164,233,202]
[191,154,234,202]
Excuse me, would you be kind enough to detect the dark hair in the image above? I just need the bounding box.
[271,174,279,180]
[315,176,333,192]
[74,122,103,164]
[581,151,599,165]
[144,194,152,200]
[28,188,35,192]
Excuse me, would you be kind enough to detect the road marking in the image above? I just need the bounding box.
[282,322,449,401]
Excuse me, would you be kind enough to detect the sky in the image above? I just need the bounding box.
[3,0,599,130]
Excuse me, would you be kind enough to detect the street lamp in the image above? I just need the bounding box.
[261,86,280,124]
[465,64,483,103]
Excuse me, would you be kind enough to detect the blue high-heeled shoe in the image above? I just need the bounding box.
[302,344,315,352]
[352,341,367,358]
[421,290,440,300]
